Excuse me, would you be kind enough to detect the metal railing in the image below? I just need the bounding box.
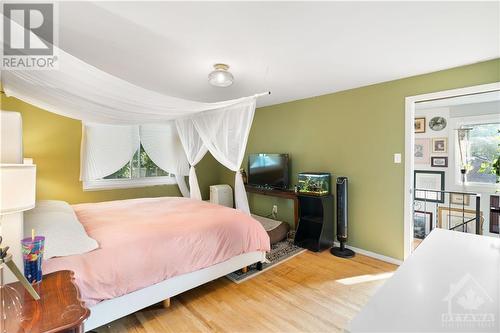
[413,189,481,236]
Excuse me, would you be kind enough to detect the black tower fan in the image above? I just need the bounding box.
[331,177,355,258]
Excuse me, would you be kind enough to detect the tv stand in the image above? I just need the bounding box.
[294,195,334,252]
[245,185,299,229]
[251,185,275,191]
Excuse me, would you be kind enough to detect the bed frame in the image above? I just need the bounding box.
[84,251,266,331]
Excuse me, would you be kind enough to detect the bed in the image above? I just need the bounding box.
[40,197,270,331]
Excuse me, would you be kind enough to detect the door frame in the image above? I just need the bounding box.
[403,82,500,259]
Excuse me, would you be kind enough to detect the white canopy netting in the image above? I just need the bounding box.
[1,21,267,213]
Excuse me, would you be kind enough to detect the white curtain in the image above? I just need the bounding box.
[140,122,190,197]
[175,118,209,200]
[191,99,256,213]
[80,123,140,181]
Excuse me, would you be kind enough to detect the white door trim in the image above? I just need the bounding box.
[403,82,500,260]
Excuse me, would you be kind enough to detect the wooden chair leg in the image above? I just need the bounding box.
[162,298,171,308]
[241,266,248,273]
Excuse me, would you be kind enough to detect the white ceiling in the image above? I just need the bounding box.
[57,1,500,107]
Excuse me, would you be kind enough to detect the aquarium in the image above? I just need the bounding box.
[297,172,331,196]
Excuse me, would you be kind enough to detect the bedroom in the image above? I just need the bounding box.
[0,1,499,332]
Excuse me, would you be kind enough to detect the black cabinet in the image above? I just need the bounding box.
[294,195,334,252]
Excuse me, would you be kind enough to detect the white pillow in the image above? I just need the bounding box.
[24,200,98,259]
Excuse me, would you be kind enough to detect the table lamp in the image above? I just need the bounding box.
[0,163,40,300]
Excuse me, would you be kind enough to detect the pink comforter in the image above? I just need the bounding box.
[43,197,270,306]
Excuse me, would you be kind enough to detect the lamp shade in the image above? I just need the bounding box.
[208,64,234,87]
[0,164,36,214]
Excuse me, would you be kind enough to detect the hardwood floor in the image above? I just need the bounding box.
[413,237,423,250]
[94,251,397,333]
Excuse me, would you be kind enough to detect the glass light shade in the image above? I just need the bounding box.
[208,64,234,87]
[0,265,23,333]
[0,164,36,214]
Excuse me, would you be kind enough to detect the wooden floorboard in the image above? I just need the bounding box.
[94,250,397,333]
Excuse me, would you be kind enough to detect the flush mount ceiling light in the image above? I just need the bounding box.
[208,63,234,87]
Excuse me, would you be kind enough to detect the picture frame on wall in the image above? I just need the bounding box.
[429,116,447,131]
[414,117,426,133]
[437,207,483,235]
[414,170,445,203]
[414,138,430,164]
[414,211,433,239]
[450,193,471,206]
[431,156,448,167]
[432,138,448,153]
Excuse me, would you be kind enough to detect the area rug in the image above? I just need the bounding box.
[226,238,306,283]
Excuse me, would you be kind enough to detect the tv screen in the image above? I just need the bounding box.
[248,153,289,189]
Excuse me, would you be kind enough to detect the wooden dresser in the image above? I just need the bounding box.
[6,270,90,333]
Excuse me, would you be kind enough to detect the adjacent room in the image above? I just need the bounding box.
[413,92,500,248]
[0,1,499,332]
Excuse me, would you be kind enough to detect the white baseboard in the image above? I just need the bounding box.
[333,242,403,266]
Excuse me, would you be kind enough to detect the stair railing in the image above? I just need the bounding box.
[413,189,481,235]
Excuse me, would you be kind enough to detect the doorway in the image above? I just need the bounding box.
[404,82,500,259]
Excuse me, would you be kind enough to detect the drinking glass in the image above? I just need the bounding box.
[21,236,45,284]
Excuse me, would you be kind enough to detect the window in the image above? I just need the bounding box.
[105,145,169,179]
[83,145,176,191]
[460,121,499,186]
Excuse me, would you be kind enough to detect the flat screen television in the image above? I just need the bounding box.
[248,153,289,189]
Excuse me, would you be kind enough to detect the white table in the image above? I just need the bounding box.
[349,228,500,332]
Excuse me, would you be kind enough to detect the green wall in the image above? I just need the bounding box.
[220,58,500,260]
[0,94,220,203]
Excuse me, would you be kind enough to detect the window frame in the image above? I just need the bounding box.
[83,175,177,191]
[83,146,177,191]
[450,114,500,191]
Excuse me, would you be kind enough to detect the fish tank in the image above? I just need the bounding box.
[297,172,331,196]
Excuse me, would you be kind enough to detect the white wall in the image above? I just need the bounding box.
[450,101,500,118]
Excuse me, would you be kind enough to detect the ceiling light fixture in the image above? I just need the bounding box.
[208,63,234,87]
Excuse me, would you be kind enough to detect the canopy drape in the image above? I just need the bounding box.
[175,118,209,200]
[1,18,267,212]
[1,47,264,125]
[190,99,256,213]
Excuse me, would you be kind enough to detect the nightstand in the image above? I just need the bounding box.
[7,270,90,333]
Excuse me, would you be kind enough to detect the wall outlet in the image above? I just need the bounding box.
[272,205,278,218]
